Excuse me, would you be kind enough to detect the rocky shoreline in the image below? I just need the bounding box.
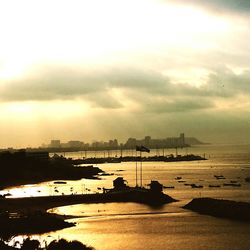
[183,198,250,222]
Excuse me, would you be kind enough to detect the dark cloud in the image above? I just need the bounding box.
[0,66,171,107]
[107,68,169,93]
[145,98,214,113]
[1,65,250,113]
[204,68,250,96]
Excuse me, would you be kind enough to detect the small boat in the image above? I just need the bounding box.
[191,184,203,188]
[209,185,221,188]
[3,193,12,197]
[54,181,67,184]
[223,183,241,187]
[214,175,225,179]
[99,172,114,176]
[245,177,250,182]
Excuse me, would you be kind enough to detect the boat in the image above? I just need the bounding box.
[214,175,225,180]
[209,185,221,188]
[191,184,203,188]
[175,177,182,180]
[223,183,241,187]
[245,177,250,182]
[54,181,67,184]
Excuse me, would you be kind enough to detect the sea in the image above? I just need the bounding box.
[3,144,250,250]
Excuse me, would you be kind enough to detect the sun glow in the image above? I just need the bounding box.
[0,0,230,79]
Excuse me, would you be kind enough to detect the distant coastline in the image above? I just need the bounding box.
[0,133,211,153]
[1,137,208,153]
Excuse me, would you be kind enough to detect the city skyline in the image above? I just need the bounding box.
[1,0,250,147]
[42,133,188,149]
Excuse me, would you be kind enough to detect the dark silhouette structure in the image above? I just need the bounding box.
[149,181,163,193]
[184,198,250,222]
[113,177,127,190]
[0,238,94,250]
[0,150,102,189]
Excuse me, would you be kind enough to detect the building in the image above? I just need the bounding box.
[124,133,187,149]
[149,180,163,193]
[50,140,61,148]
[113,177,127,190]
[66,140,84,148]
[179,133,185,146]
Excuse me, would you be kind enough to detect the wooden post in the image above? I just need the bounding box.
[140,151,142,188]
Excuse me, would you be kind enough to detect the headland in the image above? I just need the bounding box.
[0,150,102,190]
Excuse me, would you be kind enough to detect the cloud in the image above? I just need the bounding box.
[145,98,214,113]
[204,68,250,96]
[1,64,250,146]
[1,65,250,114]
[0,66,171,105]
[171,0,250,14]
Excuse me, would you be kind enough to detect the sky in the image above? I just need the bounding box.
[0,0,250,147]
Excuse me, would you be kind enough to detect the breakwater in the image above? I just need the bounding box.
[183,198,250,222]
[0,188,177,212]
[74,154,206,165]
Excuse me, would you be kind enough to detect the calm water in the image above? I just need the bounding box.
[5,144,250,249]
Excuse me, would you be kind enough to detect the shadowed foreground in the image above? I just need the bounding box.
[0,212,74,241]
[0,238,94,250]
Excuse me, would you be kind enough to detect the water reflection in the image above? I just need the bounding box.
[3,144,250,249]
[1,160,250,201]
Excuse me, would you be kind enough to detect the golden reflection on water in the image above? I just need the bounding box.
[0,177,114,198]
[40,206,250,250]
[4,145,250,249]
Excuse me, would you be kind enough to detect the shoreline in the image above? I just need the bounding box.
[0,188,177,212]
[0,212,75,241]
[0,165,102,191]
[183,198,250,222]
[0,175,99,191]
[0,188,176,239]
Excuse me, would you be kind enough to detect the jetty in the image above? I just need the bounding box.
[0,189,176,213]
[0,178,176,212]
[74,154,206,165]
[0,178,177,238]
